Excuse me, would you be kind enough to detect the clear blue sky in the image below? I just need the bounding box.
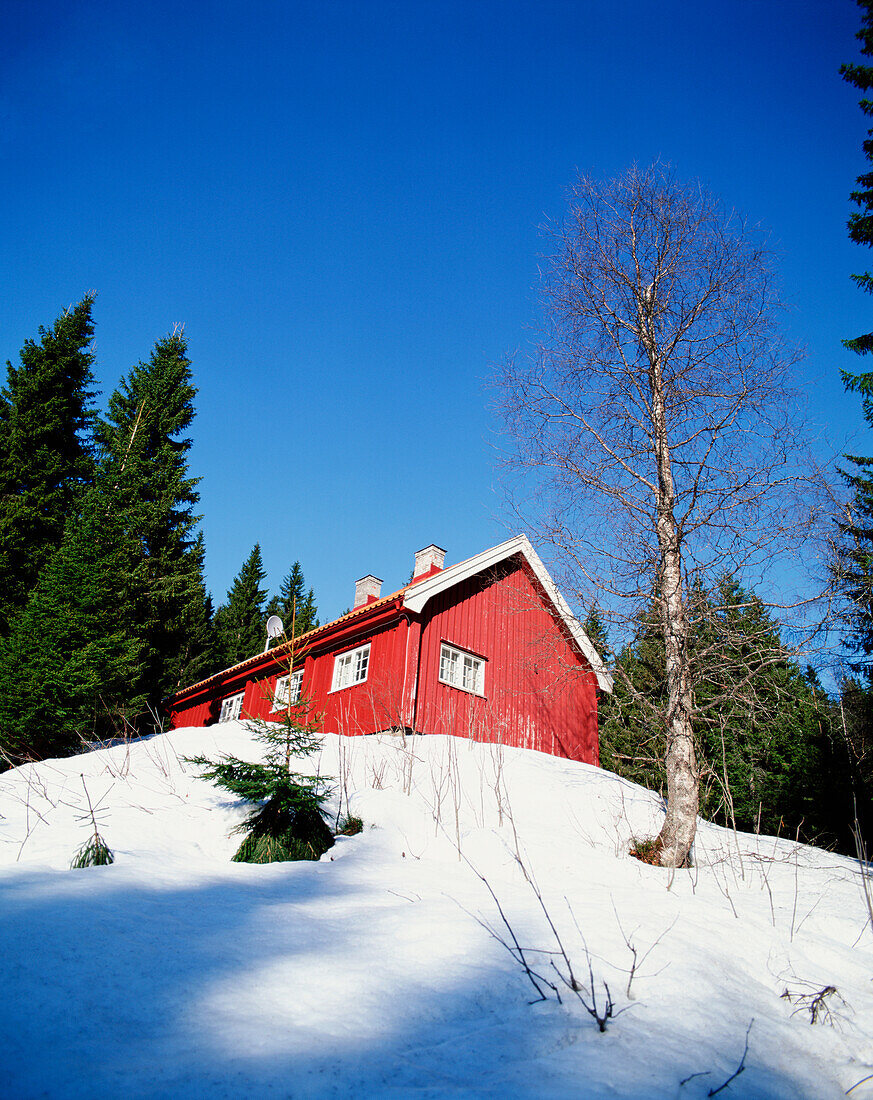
[0,0,865,621]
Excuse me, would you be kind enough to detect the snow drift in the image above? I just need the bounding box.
[0,725,870,1098]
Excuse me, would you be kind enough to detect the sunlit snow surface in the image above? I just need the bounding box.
[1,725,870,1098]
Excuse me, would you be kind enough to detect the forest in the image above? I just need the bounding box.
[0,304,317,766]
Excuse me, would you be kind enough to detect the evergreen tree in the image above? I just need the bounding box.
[168,534,218,690]
[598,600,667,794]
[0,486,145,765]
[582,604,609,659]
[835,4,873,682]
[70,775,115,867]
[582,604,617,748]
[841,0,873,365]
[838,674,873,839]
[600,581,847,848]
[214,544,268,666]
[833,454,873,681]
[265,561,319,638]
[833,1,873,848]
[189,636,333,863]
[0,295,97,634]
[96,329,213,712]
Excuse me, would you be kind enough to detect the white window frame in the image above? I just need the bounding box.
[218,692,244,723]
[331,642,371,691]
[439,643,485,696]
[271,670,303,712]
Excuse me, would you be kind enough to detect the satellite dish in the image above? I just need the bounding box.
[266,616,285,639]
[264,615,285,652]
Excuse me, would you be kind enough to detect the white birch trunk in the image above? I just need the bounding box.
[640,297,698,867]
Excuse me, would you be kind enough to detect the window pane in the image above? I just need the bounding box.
[440,645,483,695]
[220,692,244,722]
[272,676,288,711]
[440,646,458,685]
[332,643,370,690]
[462,655,475,691]
[289,671,303,703]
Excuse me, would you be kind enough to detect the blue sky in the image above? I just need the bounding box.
[0,0,865,621]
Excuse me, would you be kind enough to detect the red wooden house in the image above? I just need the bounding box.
[167,535,612,763]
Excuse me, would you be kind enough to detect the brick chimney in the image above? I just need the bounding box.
[412,544,446,580]
[353,574,382,608]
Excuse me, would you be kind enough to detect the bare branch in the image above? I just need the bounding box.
[495,163,827,867]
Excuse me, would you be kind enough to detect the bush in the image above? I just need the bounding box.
[335,814,364,837]
[629,837,662,865]
[71,833,114,868]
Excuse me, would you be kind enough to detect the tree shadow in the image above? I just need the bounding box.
[0,850,829,1100]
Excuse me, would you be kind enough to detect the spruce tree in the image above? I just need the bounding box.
[597,601,666,793]
[834,3,873,845]
[599,582,846,847]
[168,533,219,689]
[214,544,269,666]
[833,451,873,680]
[835,4,873,684]
[266,561,319,637]
[0,295,97,634]
[96,329,213,712]
[70,775,115,867]
[842,0,873,366]
[0,486,145,765]
[189,635,333,863]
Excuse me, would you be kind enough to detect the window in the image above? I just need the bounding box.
[439,643,485,695]
[271,670,303,711]
[331,642,371,691]
[219,692,244,723]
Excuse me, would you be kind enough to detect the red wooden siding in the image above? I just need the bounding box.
[167,544,602,768]
[414,562,598,763]
[172,618,418,738]
[305,618,410,736]
[170,697,213,728]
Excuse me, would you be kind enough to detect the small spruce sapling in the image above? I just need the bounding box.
[189,623,334,863]
[70,775,115,868]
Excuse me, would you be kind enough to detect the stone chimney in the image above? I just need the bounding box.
[412,544,446,580]
[353,574,382,608]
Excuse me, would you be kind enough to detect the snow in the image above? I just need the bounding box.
[1,724,871,1098]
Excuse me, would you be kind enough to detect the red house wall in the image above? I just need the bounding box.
[170,697,213,728]
[170,666,265,728]
[414,562,598,763]
[168,558,600,767]
[306,618,412,736]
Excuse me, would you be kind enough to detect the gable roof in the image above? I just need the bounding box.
[169,534,612,703]
[402,534,612,692]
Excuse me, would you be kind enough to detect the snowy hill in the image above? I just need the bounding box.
[1,725,870,1099]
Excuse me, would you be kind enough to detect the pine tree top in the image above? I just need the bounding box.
[215,544,269,666]
[265,560,319,637]
[0,295,99,633]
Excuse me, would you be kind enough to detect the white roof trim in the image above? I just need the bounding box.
[402,534,613,692]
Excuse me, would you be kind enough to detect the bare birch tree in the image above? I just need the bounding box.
[497,163,816,868]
